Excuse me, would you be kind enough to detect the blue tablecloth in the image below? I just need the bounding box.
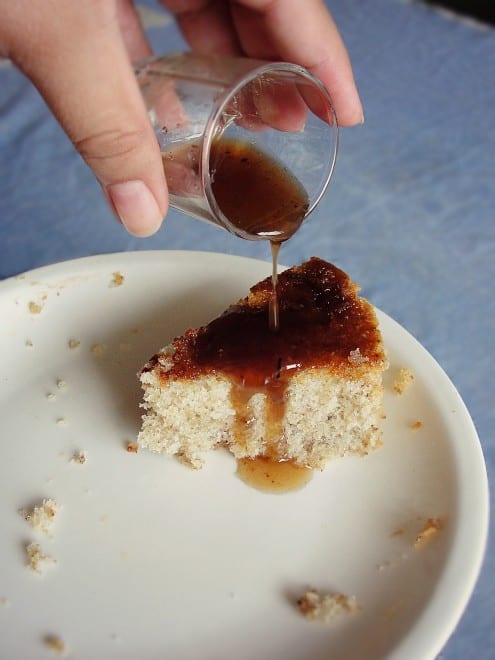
[1,1,493,656]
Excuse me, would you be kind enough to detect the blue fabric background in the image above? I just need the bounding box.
[0,1,493,656]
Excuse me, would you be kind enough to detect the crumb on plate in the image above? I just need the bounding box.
[68,338,80,349]
[28,301,43,315]
[126,442,139,453]
[415,517,443,548]
[43,635,68,656]
[110,271,124,287]
[410,420,423,430]
[70,450,87,465]
[393,368,415,394]
[25,543,56,574]
[19,498,59,537]
[297,589,362,622]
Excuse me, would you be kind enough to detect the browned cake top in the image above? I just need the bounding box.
[147,257,386,386]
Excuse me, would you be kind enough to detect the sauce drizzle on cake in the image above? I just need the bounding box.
[157,258,382,381]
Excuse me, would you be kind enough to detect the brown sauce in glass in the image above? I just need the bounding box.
[161,137,309,244]
[209,137,309,242]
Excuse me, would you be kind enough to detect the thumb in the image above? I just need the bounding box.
[12,4,167,237]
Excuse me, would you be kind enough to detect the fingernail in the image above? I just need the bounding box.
[107,180,163,237]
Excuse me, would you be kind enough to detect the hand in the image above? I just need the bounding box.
[0,1,362,238]
[162,0,363,127]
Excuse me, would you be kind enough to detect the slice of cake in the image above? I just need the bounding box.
[138,257,388,470]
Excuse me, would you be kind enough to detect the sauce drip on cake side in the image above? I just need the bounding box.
[157,258,382,493]
[230,378,312,493]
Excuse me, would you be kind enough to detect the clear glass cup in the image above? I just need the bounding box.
[135,52,338,242]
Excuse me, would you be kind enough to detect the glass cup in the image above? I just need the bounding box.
[135,52,338,242]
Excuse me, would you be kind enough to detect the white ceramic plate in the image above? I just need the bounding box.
[0,251,488,660]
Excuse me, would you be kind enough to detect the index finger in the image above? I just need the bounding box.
[231,0,364,127]
[161,0,363,126]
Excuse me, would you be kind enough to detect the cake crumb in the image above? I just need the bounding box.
[68,338,80,349]
[56,417,68,427]
[44,635,68,656]
[410,420,423,430]
[394,368,415,394]
[28,301,43,315]
[46,392,56,401]
[348,348,369,366]
[110,271,124,287]
[70,450,87,465]
[297,589,362,622]
[25,339,34,348]
[415,517,443,548]
[19,498,59,537]
[25,543,56,574]
[126,442,139,453]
